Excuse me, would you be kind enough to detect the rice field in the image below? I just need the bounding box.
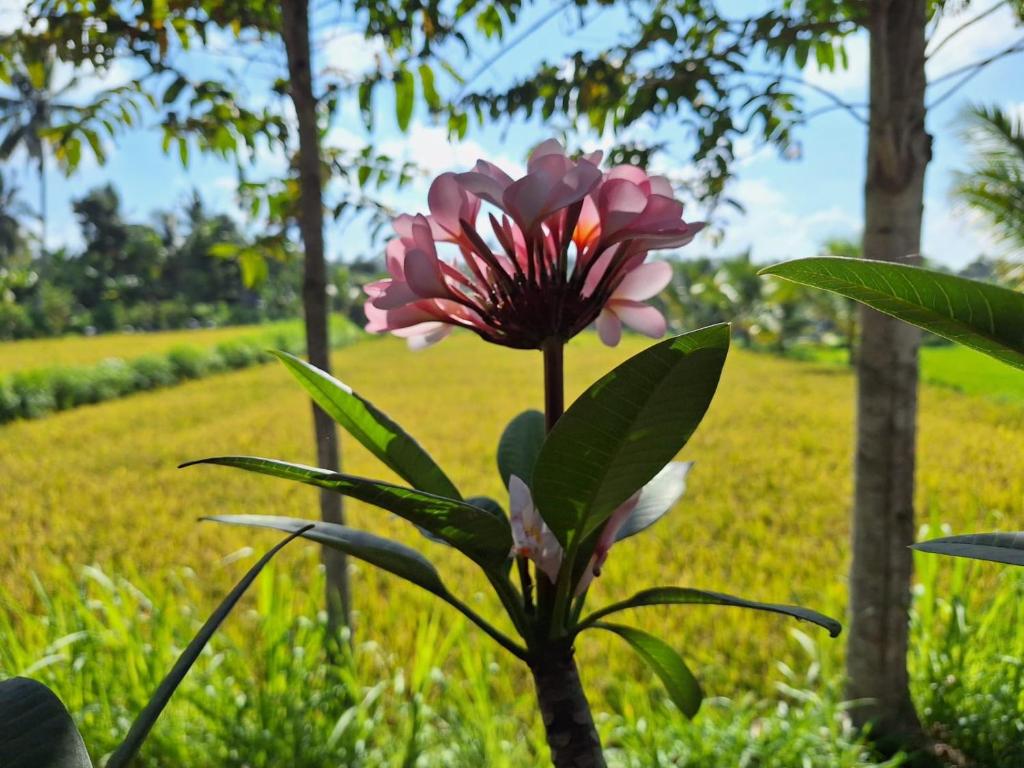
[3,329,1022,708]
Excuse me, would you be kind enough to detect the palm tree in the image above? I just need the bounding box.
[0,48,81,249]
[0,173,29,258]
[954,104,1024,252]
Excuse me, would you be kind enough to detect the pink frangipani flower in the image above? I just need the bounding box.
[364,139,704,349]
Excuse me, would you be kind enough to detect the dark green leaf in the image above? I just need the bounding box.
[497,409,545,487]
[207,515,448,597]
[163,75,187,105]
[579,586,841,638]
[0,678,92,768]
[614,462,692,542]
[419,63,441,111]
[533,325,729,547]
[105,526,308,768]
[184,457,511,568]
[272,351,460,499]
[760,257,1024,370]
[592,623,702,718]
[913,532,1024,566]
[394,67,414,131]
[467,495,505,519]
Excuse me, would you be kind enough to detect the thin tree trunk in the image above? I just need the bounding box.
[846,0,931,746]
[529,644,606,768]
[38,152,46,251]
[281,0,350,634]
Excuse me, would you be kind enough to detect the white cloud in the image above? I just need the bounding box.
[712,177,859,262]
[376,122,526,181]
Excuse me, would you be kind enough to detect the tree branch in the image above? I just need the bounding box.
[745,69,868,124]
[926,0,1007,60]
[927,34,1024,110]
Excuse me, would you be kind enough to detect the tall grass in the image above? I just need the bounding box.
[0,557,900,767]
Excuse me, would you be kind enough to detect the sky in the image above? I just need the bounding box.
[2,1,1023,270]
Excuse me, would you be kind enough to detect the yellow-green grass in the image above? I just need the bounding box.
[2,331,1022,710]
[0,319,305,376]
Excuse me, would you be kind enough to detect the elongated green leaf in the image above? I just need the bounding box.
[497,410,545,487]
[0,678,92,768]
[912,532,1024,566]
[106,526,309,768]
[394,67,414,131]
[208,515,528,658]
[614,462,692,542]
[578,586,841,638]
[184,457,511,568]
[534,324,729,547]
[272,351,460,499]
[208,515,448,596]
[592,623,702,718]
[760,257,1024,370]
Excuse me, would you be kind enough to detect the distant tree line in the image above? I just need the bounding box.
[0,179,379,340]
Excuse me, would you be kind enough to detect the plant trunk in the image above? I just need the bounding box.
[529,645,606,768]
[281,0,350,634]
[847,0,931,746]
[38,151,46,251]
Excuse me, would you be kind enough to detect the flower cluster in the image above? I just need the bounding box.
[365,140,704,349]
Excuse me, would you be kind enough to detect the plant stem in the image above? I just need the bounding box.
[542,337,564,432]
[530,642,606,768]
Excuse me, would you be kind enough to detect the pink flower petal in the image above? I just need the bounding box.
[407,324,452,350]
[456,159,514,208]
[527,138,567,169]
[598,179,649,236]
[596,308,622,346]
[427,173,478,239]
[609,300,667,339]
[613,261,673,302]
[369,279,420,309]
[364,301,439,333]
[403,248,452,299]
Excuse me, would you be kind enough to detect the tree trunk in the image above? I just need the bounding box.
[38,151,46,251]
[846,0,931,746]
[281,0,350,634]
[529,644,605,768]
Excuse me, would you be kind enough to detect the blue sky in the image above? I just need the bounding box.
[2,1,1023,270]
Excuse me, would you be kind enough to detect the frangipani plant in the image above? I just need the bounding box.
[188,142,842,767]
[762,256,1024,567]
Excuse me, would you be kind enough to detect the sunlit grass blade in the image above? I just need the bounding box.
[534,324,730,548]
[206,515,527,658]
[0,677,93,768]
[912,532,1024,565]
[591,622,703,719]
[183,456,512,568]
[577,586,841,638]
[760,257,1024,370]
[273,351,461,498]
[105,525,311,768]
[497,410,545,487]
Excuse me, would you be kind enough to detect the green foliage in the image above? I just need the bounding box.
[496,409,545,487]
[762,256,1024,370]
[954,104,1024,252]
[534,325,729,548]
[913,532,1024,565]
[0,678,92,768]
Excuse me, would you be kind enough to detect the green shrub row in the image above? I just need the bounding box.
[0,324,360,424]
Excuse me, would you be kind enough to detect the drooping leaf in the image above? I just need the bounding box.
[497,409,545,488]
[533,324,729,547]
[578,586,841,638]
[394,67,415,131]
[208,515,448,596]
[467,495,506,519]
[105,526,309,768]
[185,457,510,568]
[208,515,527,658]
[272,351,460,499]
[591,623,703,718]
[0,678,92,768]
[912,532,1024,566]
[760,257,1024,370]
[614,462,693,542]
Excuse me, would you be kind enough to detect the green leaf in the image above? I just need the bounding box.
[760,257,1024,370]
[207,515,448,597]
[207,515,527,658]
[272,351,460,499]
[184,457,511,568]
[592,623,702,718]
[533,324,729,547]
[497,409,545,487]
[105,526,308,768]
[162,75,187,105]
[614,462,692,543]
[394,67,414,131]
[419,63,441,111]
[0,678,92,768]
[912,532,1024,566]
[578,586,841,638]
